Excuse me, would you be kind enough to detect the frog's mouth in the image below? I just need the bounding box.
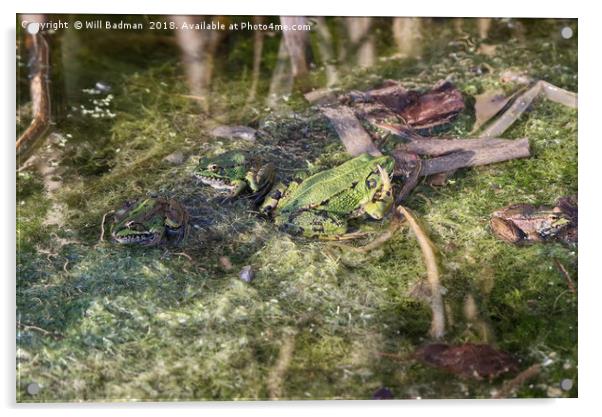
[194,174,236,191]
[113,231,160,245]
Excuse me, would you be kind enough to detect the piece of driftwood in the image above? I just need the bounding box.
[321,105,382,156]
[397,137,528,156]
[16,32,51,163]
[479,80,577,138]
[393,138,530,177]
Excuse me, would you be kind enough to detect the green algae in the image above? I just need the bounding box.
[17,17,577,401]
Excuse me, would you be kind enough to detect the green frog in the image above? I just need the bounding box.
[111,197,189,246]
[193,151,275,199]
[260,153,396,238]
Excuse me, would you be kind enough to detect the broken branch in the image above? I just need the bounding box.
[397,206,445,339]
[321,105,382,157]
[16,32,51,163]
[393,138,530,177]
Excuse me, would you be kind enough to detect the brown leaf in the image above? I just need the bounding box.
[473,89,511,132]
[415,343,519,380]
[342,80,465,132]
[398,80,465,131]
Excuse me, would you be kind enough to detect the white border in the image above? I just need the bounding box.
[3,1,599,416]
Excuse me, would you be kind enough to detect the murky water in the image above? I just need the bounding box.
[16,16,577,401]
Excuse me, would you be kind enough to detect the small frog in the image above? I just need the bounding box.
[193,151,275,199]
[490,196,577,245]
[111,197,189,246]
[260,153,396,238]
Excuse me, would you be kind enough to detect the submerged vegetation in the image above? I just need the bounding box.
[17,16,577,401]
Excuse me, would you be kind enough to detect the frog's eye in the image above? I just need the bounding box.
[366,178,378,189]
[208,164,219,172]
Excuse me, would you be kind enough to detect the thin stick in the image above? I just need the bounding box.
[553,259,576,294]
[493,364,542,399]
[17,321,62,340]
[267,329,297,400]
[397,206,445,339]
[98,210,114,244]
[173,251,193,261]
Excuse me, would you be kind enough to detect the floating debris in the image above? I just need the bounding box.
[239,265,255,283]
[372,387,394,399]
[219,256,233,271]
[95,81,112,93]
[341,79,465,133]
[210,125,257,142]
[163,151,187,165]
[415,343,519,380]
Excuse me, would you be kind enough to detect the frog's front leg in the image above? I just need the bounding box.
[276,210,348,238]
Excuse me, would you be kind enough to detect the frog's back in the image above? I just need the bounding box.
[280,154,376,211]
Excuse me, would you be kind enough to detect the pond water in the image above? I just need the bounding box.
[16,16,577,401]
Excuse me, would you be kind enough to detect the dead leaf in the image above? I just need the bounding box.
[415,343,519,380]
[472,89,511,132]
[342,80,465,132]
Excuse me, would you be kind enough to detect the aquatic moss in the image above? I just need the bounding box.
[17,17,577,401]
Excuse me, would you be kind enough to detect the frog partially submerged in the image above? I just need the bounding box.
[490,196,577,245]
[111,197,189,246]
[260,153,396,238]
[193,151,275,199]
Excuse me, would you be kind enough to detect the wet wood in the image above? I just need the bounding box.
[321,106,382,157]
[479,80,577,138]
[420,139,530,176]
[416,343,519,380]
[393,138,530,177]
[493,364,541,398]
[16,32,51,163]
[397,137,529,156]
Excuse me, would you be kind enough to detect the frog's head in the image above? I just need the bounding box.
[193,151,247,191]
[363,160,394,220]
